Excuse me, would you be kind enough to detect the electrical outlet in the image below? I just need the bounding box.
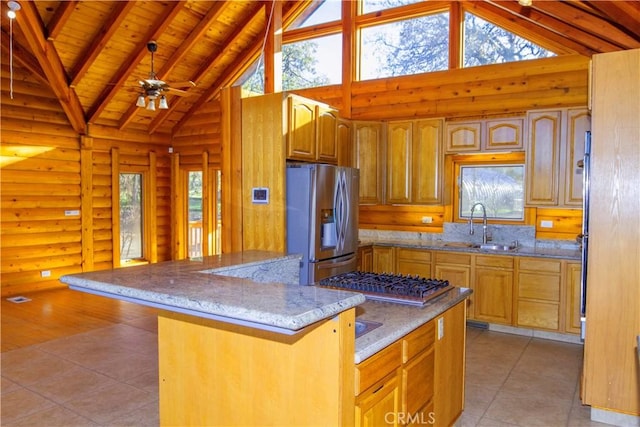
[41,270,51,278]
[421,216,433,224]
[540,220,553,228]
[437,317,444,340]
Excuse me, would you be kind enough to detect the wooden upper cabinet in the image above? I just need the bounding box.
[413,119,443,204]
[562,108,590,206]
[525,110,562,206]
[485,118,523,151]
[317,106,338,164]
[286,95,339,164]
[337,118,353,167]
[386,118,443,205]
[387,121,412,204]
[287,96,316,161]
[355,121,384,205]
[445,122,481,152]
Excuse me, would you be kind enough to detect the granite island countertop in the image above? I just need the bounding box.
[60,251,365,335]
[353,286,472,363]
[360,238,580,260]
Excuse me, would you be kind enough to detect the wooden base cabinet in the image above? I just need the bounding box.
[473,256,514,325]
[356,371,401,427]
[516,258,561,331]
[396,248,432,278]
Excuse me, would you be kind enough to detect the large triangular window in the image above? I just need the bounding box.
[463,12,555,67]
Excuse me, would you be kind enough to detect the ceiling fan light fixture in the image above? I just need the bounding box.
[158,95,168,110]
[146,99,156,111]
[136,94,146,108]
[518,0,532,6]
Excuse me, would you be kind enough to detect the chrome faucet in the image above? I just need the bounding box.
[469,203,489,244]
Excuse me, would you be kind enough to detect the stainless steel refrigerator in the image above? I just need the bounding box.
[579,131,591,341]
[286,163,359,285]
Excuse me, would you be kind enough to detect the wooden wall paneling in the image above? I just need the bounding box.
[171,152,184,260]
[156,155,172,262]
[359,205,446,232]
[241,93,286,252]
[111,148,121,267]
[148,151,158,264]
[92,150,113,271]
[201,152,210,258]
[534,208,582,240]
[80,136,94,272]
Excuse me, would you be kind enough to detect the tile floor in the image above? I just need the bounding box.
[2,316,609,426]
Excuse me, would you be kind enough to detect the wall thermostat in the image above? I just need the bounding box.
[252,187,269,204]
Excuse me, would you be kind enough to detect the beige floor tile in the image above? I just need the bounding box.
[464,384,498,418]
[88,349,158,383]
[483,390,573,426]
[1,376,21,395]
[108,399,159,427]
[465,360,512,391]
[500,369,576,403]
[62,381,157,425]
[0,387,57,424]
[121,367,160,394]
[1,404,99,427]
[477,416,520,426]
[25,365,119,404]
[0,347,79,386]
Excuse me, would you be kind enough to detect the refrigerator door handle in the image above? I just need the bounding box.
[334,170,348,252]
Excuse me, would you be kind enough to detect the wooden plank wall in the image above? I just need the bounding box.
[1,56,172,296]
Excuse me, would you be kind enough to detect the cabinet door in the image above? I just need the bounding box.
[403,348,435,416]
[485,118,523,151]
[373,246,395,274]
[355,122,384,204]
[337,118,353,167]
[434,264,473,318]
[358,246,373,272]
[565,262,582,334]
[287,97,316,161]
[387,121,412,204]
[525,110,561,206]
[317,106,338,164]
[445,122,481,152]
[355,372,400,427]
[562,109,591,206]
[474,268,513,324]
[413,119,443,204]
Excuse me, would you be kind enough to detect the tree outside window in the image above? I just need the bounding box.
[120,173,143,261]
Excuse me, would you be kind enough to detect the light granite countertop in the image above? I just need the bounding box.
[353,287,472,363]
[60,251,365,335]
[360,238,580,260]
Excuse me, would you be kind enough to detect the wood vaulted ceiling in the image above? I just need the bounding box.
[1,1,639,136]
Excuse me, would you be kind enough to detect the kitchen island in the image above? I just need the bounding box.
[60,250,471,426]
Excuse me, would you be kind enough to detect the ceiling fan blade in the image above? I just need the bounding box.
[167,81,196,88]
[165,87,191,97]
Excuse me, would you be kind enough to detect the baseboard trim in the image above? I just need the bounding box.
[591,407,640,427]
[486,323,583,344]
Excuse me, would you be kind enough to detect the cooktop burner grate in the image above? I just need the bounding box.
[318,271,452,306]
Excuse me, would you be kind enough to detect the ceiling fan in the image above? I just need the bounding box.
[136,40,195,111]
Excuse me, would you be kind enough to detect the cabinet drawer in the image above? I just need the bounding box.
[403,321,435,363]
[397,248,431,263]
[518,273,560,302]
[518,300,559,330]
[355,341,402,395]
[476,255,513,269]
[435,252,472,265]
[517,258,561,273]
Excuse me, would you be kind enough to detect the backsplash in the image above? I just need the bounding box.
[359,223,580,250]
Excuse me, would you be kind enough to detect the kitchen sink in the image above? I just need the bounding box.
[355,319,383,338]
[473,243,518,252]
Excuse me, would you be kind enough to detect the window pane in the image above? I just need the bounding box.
[120,173,143,260]
[361,0,421,14]
[188,171,203,258]
[283,34,342,90]
[288,0,341,29]
[360,13,449,80]
[460,165,524,220]
[463,13,555,67]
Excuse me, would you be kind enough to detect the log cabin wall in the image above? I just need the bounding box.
[1,56,172,296]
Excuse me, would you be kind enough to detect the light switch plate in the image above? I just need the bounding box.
[437,317,444,340]
[540,220,553,228]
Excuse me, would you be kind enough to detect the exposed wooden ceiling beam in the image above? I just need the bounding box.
[118,1,228,131]
[87,1,184,124]
[0,29,47,85]
[150,3,267,134]
[528,1,640,50]
[15,1,86,134]
[474,1,597,56]
[46,1,78,41]
[70,1,136,87]
[588,1,640,40]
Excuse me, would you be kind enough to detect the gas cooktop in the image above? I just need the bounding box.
[318,271,452,306]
